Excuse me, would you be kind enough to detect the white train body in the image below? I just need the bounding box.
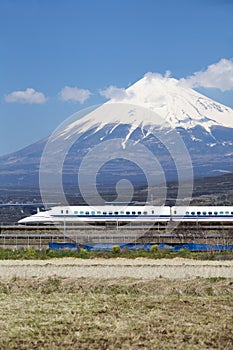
[172,206,233,222]
[18,205,233,224]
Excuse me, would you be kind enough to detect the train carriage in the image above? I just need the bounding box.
[18,205,233,225]
[172,206,233,222]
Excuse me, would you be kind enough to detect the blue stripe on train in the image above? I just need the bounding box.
[51,215,170,218]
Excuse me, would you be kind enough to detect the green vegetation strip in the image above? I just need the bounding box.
[0,277,232,350]
[0,247,233,260]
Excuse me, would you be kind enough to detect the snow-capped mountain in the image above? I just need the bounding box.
[0,75,232,190]
[57,74,233,138]
[118,74,233,130]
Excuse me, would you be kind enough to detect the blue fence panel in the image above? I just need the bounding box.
[81,243,116,251]
[48,242,77,250]
[172,243,233,252]
[48,242,233,252]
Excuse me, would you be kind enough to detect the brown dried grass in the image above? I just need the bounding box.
[0,277,232,349]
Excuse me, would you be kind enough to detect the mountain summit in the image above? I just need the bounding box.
[117,74,233,130]
[59,74,233,137]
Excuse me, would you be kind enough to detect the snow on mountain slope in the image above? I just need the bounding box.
[56,75,233,143]
[121,74,233,130]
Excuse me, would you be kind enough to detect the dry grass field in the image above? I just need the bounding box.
[0,259,233,349]
[0,258,233,279]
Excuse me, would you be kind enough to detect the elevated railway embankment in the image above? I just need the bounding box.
[0,221,232,249]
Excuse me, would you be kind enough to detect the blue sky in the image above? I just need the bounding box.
[1,0,233,156]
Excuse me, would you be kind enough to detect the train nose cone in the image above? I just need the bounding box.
[18,217,29,224]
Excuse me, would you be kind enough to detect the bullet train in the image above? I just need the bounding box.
[18,205,233,225]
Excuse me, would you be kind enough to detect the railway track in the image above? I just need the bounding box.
[0,221,232,248]
[1,221,233,231]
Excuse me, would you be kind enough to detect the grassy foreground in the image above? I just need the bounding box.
[0,277,232,350]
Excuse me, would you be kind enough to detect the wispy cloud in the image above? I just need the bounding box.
[180,59,233,91]
[5,88,47,104]
[144,70,171,82]
[99,85,134,100]
[59,86,91,103]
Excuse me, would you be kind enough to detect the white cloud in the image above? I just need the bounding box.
[5,88,47,104]
[99,85,134,100]
[180,59,233,91]
[144,70,171,82]
[59,86,91,103]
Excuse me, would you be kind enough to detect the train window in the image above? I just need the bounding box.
[66,210,69,214]
[174,211,177,214]
[80,211,84,215]
[74,211,78,215]
[97,211,101,215]
[85,211,89,215]
[208,212,212,215]
[91,211,95,215]
[197,211,201,215]
[120,211,124,215]
[231,212,233,215]
[152,210,154,214]
[137,211,142,215]
[132,211,136,215]
[143,211,148,215]
[103,212,107,215]
[225,211,229,215]
[202,212,206,215]
[61,210,63,214]
[185,211,189,215]
[220,211,223,215]
[109,212,113,215]
[214,212,218,215]
[114,211,119,215]
[191,212,195,215]
[126,211,130,215]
